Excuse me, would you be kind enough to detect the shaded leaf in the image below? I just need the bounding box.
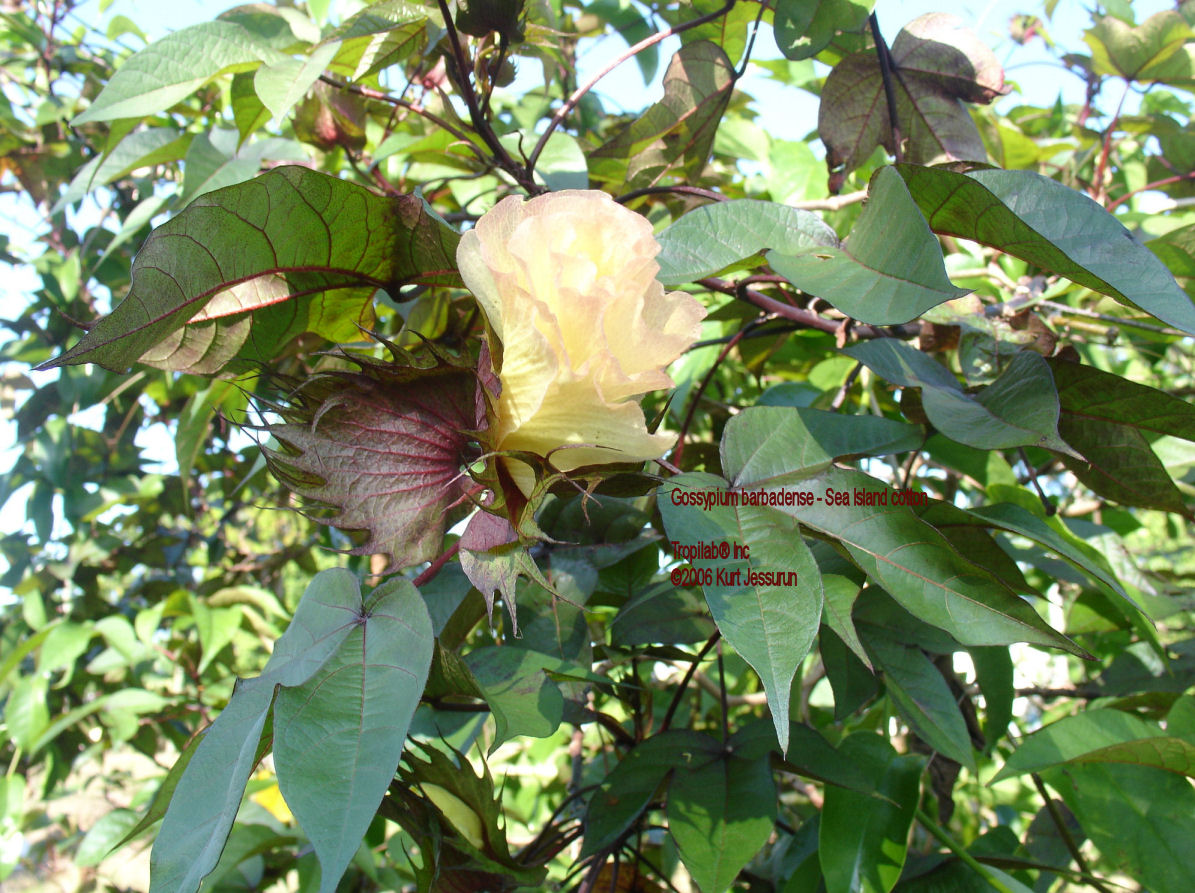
[274,577,433,893]
[846,341,1075,454]
[774,0,873,61]
[863,632,975,770]
[464,646,607,752]
[668,749,777,893]
[659,473,824,755]
[896,164,1195,334]
[769,168,970,325]
[74,22,277,124]
[42,166,461,373]
[1046,763,1195,893]
[654,199,838,286]
[819,733,923,893]
[1047,356,1195,441]
[582,731,717,857]
[1057,414,1190,516]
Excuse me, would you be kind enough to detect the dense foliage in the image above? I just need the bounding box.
[4,1,1195,891]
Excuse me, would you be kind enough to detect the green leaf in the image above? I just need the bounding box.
[274,577,433,893]
[41,166,461,373]
[654,199,838,286]
[464,646,607,752]
[253,40,341,123]
[994,709,1195,781]
[589,40,734,189]
[150,569,367,893]
[969,646,1013,749]
[1057,414,1190,516]
[4,675,49,751]
[846,341,1075,454]
[327,1,432,80]
[863,633,975,770]
[769,168,970,325]
[668,749,777,893]
[1048,355,1195,441]
[780,467,1084,655]
[821,573,868,667]
[774,0,874,61]
[1084,10,1194,80]
[54,128,192,210]
[582,730,716,857]
[940,499,1135,610]
[896,164,1195,335]
[1047,763,1195,893]
[659,473,824,754]
[73,22,277,124]
[721,404,923,488]
[76,808,140,867]
[819,733,923,893]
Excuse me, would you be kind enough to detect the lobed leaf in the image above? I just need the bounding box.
[589,40,734,189]
[818,14,1004,176]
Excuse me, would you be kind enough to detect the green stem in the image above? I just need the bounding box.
[914,808,1010,892]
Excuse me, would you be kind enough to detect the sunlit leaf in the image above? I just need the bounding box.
[897,164,1195,334]
[769,168,970,325]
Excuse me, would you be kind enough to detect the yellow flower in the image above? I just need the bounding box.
[457,190,706,494]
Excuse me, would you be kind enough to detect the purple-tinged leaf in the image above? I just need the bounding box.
[41,166,460,373]
[458,511,553,635]
[819,14,1005,176]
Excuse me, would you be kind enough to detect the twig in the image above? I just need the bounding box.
[829,361,864,411]
[435,0,541,194]
[660,632,720,733]
[616,184,728,204]
[412,541,461,587]
[671,323,751,466]
[1030,773,1115,893]
[318,75,479,154]
[1105,171,1195,212]
[526,1,737,173]
[1017,447,1055,515]
[791,189,868,211]
[697,277,920,340]
[869,13,903,163]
